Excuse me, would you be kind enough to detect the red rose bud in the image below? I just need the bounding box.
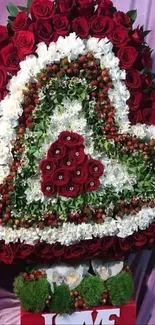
[51,168,70,186]
[40,159,56,176]
[131,28,144,44]
[97,0,113,16]
[41,180,56,196]
[47,140,66,161]
[58,183,82,198]
[90,16,114,38]
[30,0,55,20]
[88,159,104,178]
[58,131,84,147]
[140,47,152,69]
[76,0,94,19]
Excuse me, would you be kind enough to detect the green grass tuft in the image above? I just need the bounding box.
[78,275,105,307]
[106,271,134,305]
[50,284,73,314]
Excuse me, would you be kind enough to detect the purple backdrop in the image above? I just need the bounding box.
[0,1,155,324]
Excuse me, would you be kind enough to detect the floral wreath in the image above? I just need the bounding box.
[0,0,155,264]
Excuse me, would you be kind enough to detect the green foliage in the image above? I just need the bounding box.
[126,10,137,24]
[19,278,51,312]
[27,0,33,7]
[6,3,18,16]
[17,6,29,12]
[106,271,134,306]
[50,284,73,314]
[78,276,105,307]
[13,275,25,298]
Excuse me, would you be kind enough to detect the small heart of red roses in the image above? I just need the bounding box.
[40,131,104,198]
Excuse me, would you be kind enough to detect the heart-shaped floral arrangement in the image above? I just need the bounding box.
[40,131,104,198]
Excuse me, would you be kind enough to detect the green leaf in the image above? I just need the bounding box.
[126,10,137,24]
[27,0,33,8]
[6,2,19,17]
[17,6,28,12]
[143,30,151,37]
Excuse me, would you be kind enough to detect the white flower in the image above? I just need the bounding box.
[92,260,124,280]
[45,263,89,291]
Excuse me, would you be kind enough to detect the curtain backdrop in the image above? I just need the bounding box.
[0,1,155,324]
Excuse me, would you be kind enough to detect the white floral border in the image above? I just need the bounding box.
[1,206,154,245]
[0,33,154,243]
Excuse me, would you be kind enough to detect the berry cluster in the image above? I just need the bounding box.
[40,131,104,198]
[70,290,87,310]
[22,269,46,281]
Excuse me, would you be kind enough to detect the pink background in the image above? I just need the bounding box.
[0,1,155,324]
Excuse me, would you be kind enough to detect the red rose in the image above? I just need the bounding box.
[85,177,100,192]
[134,233,147,247]
[11,12,29,32]
[60,156,76,171]
[87,239,101,258]
[0,244,14,264]
[0,66,7,88]
[69,146,86,165]
[117,46,138,69]
[141,48,152,69]
[142,108,155,125]
[35,20,57,44]
[119,237,132,251]
[47,140,66,161]
[53,14,70,36]
[143,223,155,237]
[76,0,94,18]
[131,28,144,44]
[40,159,56,176]
[30,0,54,20]
[52,168,70,186]
[16,244,34,259]
[113,11,131,29]
[88,159,104,178]
[57,0,75,16]
[52,243,65,259]
[100,237,114,251]
[129,109,143,124]
[126,69,141,89]
[13,31,36,59]
[72,17,90,39]
[91,16,114,38]
[151,91,155,102]
[141,73,153,88]
[97,0,113,16]
[127,91,142,111]
[41,179,56,196]
[110,26,129,48]
[35,243,52,260]
[65,243,85,260]
[58,131,84,147]
[73,164,88,183]
[1,43,20,73]
[0,25,8,43]
[59,183,81,197]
